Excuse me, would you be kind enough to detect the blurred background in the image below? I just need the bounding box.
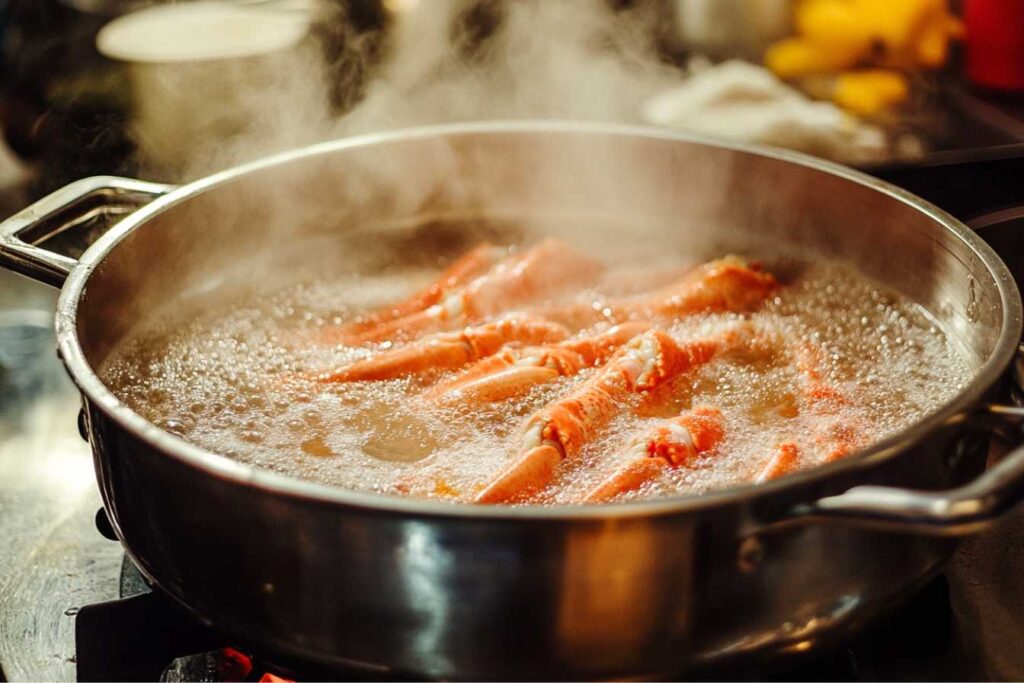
[1,0,1024,206]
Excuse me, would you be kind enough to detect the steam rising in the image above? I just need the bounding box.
[342,0,677,132]
[100,0,953,361]
[161,0,682,179]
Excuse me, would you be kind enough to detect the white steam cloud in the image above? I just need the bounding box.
[158,0,683,179]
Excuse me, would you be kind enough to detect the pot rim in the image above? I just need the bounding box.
[54,120,1024,521]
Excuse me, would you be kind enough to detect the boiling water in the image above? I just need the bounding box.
[100,256,973,505]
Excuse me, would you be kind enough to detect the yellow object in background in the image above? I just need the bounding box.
[766,38,860,78]
[793,0,874,56]
[764,0,963,114]
[832,69,910,116]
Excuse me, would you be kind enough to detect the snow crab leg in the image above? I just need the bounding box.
[539,256,779,330]
[316,316,568,383]
[322,242,507,343]
[753,339,861,483]
[343,238,603,344]
[422,322,651,404]
[793,340,861,463]
[475,325,757,504]
[633,255,780,319]
[582,406,725,503]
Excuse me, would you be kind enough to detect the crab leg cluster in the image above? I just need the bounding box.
[339,238,604,344]
[475,326,756,503]
[317,316,569,383]
[307,237,868,503]
[423,322,651,404]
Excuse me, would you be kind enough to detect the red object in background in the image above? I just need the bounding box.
[965,0,1024,91]
[218,648,254,681]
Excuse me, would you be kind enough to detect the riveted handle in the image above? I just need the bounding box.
[0,176,174,287]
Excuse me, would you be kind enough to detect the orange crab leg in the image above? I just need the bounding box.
[793,341,848,406]
[538,256,778,330]
[633,256,778,319]
[423,322,651,404]
[751,341,859,485]
[475,328,743,504]
[560,322,653,365]
[346,238,603,344]
[792,341,862,462]
[323,243,506,343]
[756,442,800,483]
[317,316,568,383]
[436,366,564,404]
[583,406,725,503]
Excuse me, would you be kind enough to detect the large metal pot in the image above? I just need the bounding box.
[2,122,1024,680]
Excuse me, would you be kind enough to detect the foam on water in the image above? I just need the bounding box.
[100,257,973,505]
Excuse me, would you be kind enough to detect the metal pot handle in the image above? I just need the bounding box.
[0,176,173,287]
[788,403,1024,536]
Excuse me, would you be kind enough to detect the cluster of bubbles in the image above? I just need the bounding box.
[100,257,972,505]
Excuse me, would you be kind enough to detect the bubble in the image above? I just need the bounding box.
[301,434,334,458]
[158,416,192,436]
[240,430,264,443]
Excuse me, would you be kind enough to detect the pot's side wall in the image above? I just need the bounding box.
[73,130,1004,370]
[83,393,982,679]
[689,416,982,670]
[87,398,702,678]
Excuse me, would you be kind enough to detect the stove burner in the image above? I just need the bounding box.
[75,551,402,682]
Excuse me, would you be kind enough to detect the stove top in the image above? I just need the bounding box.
[0,295,121,682]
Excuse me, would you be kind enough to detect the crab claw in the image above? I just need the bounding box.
[317,316,568,383]
[583,406,725,502]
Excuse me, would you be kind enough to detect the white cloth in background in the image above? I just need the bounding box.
[641,59,893,165]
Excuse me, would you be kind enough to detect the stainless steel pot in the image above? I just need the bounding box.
[2,122,1024,680]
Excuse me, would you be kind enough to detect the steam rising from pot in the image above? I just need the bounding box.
[338,0,678,136]
[118,0,682,179]
[91,0,756,331]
